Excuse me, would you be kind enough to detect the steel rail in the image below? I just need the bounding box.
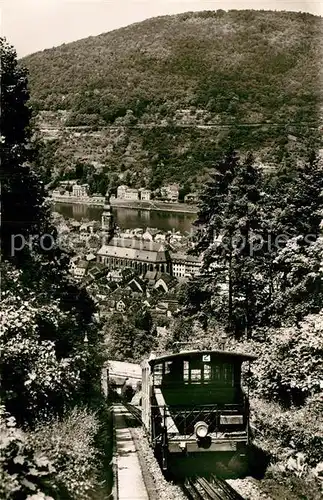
[183,476,244,500]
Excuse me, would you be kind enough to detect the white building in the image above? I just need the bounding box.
[117,185,139,201]
[142,229,154,241]
[142,228,158,241]
[117,185,127,199]
[139,188,151,201]
[171,253,202,278]
[72,260,88,280]
[155,232,166,242]
[72,184,89,197]
[161,184,179,202]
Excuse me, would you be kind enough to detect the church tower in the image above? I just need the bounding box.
[101,191,114,243]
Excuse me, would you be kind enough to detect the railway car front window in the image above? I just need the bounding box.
[191,368,201,383]
[182,359,212,384]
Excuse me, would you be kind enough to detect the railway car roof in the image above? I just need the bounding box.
[147,350,257,366]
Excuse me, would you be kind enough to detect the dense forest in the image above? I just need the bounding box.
[22,10,323,189]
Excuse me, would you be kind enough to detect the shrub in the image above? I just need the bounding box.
[29,408,100,500]
[251,396,323,468]
[252,313,323,406]
[0,406,100,500]
[0,406,56,500]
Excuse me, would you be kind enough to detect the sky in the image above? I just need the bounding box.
[1,0,322,58]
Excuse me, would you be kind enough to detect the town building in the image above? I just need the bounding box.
[171,252,202,278]
[139,188,151,201]
[144,270,159,288]
[59,180,78,187]
[72,260,89,280]
[184,193,199,204]
[117,185,139,201]
[142,228,159,241]
[154,274,178,293]
[97,238,171,274]
[116,185,127,199]
[72,184,89,197]
[102,360,142,397]
[52,188,65,196]
[161,184,179,202]
[116,298,130,313]
[155,232,166,242]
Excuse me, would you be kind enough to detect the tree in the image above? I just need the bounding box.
[193,151,266,337]
[254,311,323,407]
[0,39,104,426]
[269,236,323,324]
[0,38,51,261]
[277,153,323,238]
[266,153,323,324]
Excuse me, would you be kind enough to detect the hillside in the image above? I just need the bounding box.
[22,10,323,191]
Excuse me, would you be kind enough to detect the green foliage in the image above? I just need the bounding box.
[21,10,322,188]
[0,406,102,500]
[252,395,323,467]
[253,312,323,407]
[104,307,157,362]
[29,408,100,500]
[0,260,103,427]
[0,38,52,261]
[0,407,56,500]
[0,38,107,497]
[193,151,270,335]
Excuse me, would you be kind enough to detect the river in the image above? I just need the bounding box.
[54,202,196,233]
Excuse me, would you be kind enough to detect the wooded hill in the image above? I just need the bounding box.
[22,10,323,190]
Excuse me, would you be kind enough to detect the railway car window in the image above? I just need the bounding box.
[213,362,234,386]
[165,361,172,374]
[183,361,189,383]
[214,365,221,381]
[223,363,233,385]
[154,363,163,385]
[191,368,201,383]
[203,363,211,382]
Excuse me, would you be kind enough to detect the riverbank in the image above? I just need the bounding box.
[49,195,198,214]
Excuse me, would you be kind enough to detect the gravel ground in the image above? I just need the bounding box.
[228,475,323,500]
[227,478,273,499]
[132,428,186,500]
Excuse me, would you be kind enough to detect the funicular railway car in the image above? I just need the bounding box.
[141,350,256,475]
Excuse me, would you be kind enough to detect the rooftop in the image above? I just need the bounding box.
[147,350,257,366]
[97,238,169,263]
[171,252,202,263]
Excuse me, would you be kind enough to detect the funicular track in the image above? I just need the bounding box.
[116,400,245,500]
[121,400,142,424]
[183,475,244,500]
